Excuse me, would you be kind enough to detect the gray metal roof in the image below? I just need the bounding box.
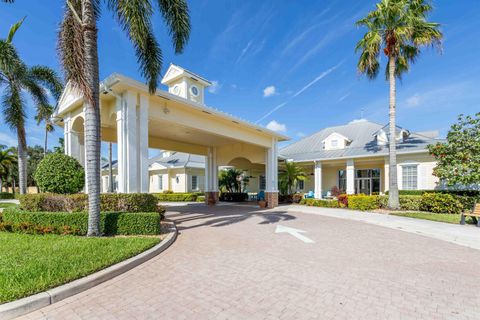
[280,119,442,162]
[149,152,205,169]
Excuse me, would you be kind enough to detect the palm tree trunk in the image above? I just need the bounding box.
[83,0,101,236]
[0,177,3,192]
[44,124,48,156]
[388,56,400,209]
[108,142,113,193]
[17,127,27,194]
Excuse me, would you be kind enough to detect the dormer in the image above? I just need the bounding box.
[161,64,211,105]
[322,132,351,150]
[374,125,410,146]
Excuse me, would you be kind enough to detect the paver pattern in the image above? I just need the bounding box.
[20,204,480,320]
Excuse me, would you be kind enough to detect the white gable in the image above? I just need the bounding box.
[322,132,351,150]
[161,64,211,105]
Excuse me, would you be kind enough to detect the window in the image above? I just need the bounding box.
[190,85,199,97]
[259,175,266,191]
[191,175,198,190]
[402,165,418,190]
[175,175,180,184]
[338,170,346,193]
[331,139,338,148]
[158,175,163,190]
[297,180,304,190]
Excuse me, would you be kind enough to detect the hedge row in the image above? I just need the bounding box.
[0,192,14,200]
[153,193,198,202]
[300,193,477,214]
[1,209,161,236]
[385,189,480,197]
[18,193,164,213]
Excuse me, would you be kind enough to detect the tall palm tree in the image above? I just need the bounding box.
[355,0,442,209]
[279,161,306,195]
[35,103,55,156]
[53,0,190,236]
[0,18,63,194]
[0,147,16,192]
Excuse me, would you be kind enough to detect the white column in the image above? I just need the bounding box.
[64,116,72,156]
[265,138,278,192]
[346,159,355,194]
[116,95,126,193]
[383,158,389,194]
[204,154,210,192]
[138,95,149,192]
[205,147,217,192]
[211,147,218,191]
[125,91,138,192]
[314,161,322,199]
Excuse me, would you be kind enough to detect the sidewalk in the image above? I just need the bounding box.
[284,205,480,250]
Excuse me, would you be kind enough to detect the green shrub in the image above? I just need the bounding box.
[300,198,340,208]
[18,193,163,213]
[420,193,463,214]
[219,192,248,202]
[0,192,14,200]
[378,195,422,211]
[291,193,303,203]
[2,209,161,235]
[196,195,205,203]
[34,153,85,194]
[338,194,348,207]
[153,193,198,202]
[348,195,378,211]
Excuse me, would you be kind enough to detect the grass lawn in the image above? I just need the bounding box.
[0,232,160,304]
[0,202,18,209]
[389,212,475,224]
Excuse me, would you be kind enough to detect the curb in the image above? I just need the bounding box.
[0,222,177,320]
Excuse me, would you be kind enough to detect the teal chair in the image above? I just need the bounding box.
[304,191,314,199]
[258,191,265,201]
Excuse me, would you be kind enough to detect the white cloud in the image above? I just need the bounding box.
[296,132,306,138]
[0,132,17,146]
[406,94,421,107]
[338,92,350,102]
[208,80,221,94]
[266,120,287,133]
[263,85,277,97]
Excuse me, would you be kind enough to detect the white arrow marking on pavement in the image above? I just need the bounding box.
[275,225,314,244]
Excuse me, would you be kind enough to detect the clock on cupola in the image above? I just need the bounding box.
[160,64,212,105]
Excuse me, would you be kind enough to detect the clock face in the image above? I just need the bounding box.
[190,85,199,97]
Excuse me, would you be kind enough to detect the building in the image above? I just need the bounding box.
[54,64,288,207]
[280,119,442,198]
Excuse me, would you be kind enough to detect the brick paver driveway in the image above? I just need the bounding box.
[22,205,480,320]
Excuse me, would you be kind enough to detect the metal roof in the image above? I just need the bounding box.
[280,119,442,162]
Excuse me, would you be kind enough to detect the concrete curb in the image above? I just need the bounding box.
[0,222,177,320]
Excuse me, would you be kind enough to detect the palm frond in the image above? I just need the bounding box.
[109,0,162,93]
[29,66,64,101]
[156,0,191,54]
[6,16,26,43]
[1,82,25,131]
[0,40,22,79]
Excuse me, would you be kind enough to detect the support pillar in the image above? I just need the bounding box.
[116,94,126,193]
[138,95,149,193]
[314,161,322,199]
[265,138,279,208]
[346,159,355,195]
[205,147,219,205]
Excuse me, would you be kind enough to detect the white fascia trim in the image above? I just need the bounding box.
[289,149,430,163]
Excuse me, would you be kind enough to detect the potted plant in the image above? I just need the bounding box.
[258,191,267,208]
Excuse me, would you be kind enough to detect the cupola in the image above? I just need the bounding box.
[161,64,211,105]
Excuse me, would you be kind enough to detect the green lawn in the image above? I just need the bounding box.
[389,212,475,224]
[0,202,18,209]
[0,232,160,304]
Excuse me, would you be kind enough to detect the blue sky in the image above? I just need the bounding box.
[1,0,479,154]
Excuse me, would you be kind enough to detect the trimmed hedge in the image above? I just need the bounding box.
[1,209,161,235]
[0,192,14,200]
[196,195,205,203]
[386,189,480,197]
[219,192,248,202]
[153,193,198,202]
[419,193,463,214]
[347,195,378,211]
[378,195,422,211]
[34,153,85,194]
[18,193,163,214]
[299,198,340,208]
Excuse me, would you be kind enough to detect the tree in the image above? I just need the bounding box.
[26,145,46,191]
[54,137,65,154]
[0,17,63,194]
[34,153,85,194]
[428,113,480,188]
[279,161,306,195]
[35,103,56,156]
[0,147,16,192]
[53,0,190,236]
[355,0,442,208]
[219,168,249,193]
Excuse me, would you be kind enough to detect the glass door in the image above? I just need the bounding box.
[355,178,371,195]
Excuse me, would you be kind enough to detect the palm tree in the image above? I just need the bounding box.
[279,161,306,195]
[219,168,249,193]
[355,0,442,209]
[0,147,16,192]
[0,18,63,194]
[35,104,55,156]
[50,0,190,236]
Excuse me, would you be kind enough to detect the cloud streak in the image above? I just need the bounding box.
[256,61,343,123]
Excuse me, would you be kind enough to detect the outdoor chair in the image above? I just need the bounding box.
[460,201,480,227]
[304,191,314,199]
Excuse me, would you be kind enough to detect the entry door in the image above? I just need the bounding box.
[356,179,371,195]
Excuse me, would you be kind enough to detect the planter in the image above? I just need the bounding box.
[258,200,267,208]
